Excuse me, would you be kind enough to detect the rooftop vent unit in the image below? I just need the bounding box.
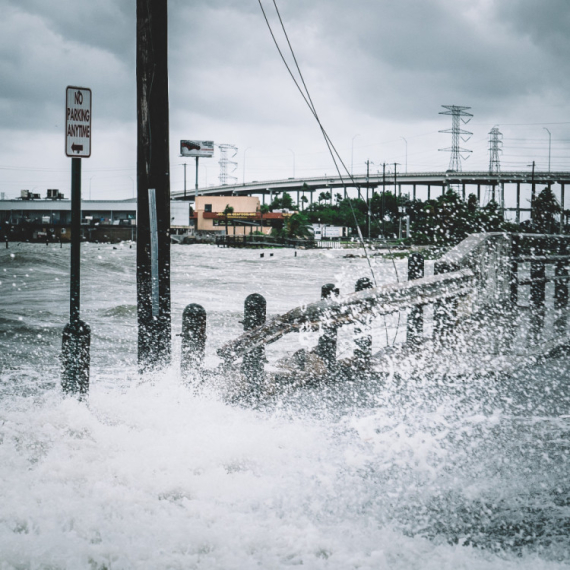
[47,189,64,200]
[21,190,41,200]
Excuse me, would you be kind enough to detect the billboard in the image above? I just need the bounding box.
[180,140,214,158]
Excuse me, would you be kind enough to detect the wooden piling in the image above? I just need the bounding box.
[136,0,172,371]
[241,293,267,382]
[316,284,339,367]
[354,278,373,365]
[181,303,207,379]
[61,320,90,397]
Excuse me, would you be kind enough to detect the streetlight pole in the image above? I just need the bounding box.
[544,127,551,172]
[243,147,251,185]
[89,175,96,200]
[401,137,408,173]
[351,134,360,176]
[127,176,134,199]
[287,148,295,178]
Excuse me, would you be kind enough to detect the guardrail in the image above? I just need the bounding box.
[180,232,570,395]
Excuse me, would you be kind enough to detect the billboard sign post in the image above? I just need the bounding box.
[180,140,214,200]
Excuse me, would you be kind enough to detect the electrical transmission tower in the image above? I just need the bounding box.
[439,105,473,172]
[218,144,238,185]
[488,126,502,173]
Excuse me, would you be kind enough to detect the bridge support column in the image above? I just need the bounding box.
[477,184,481,204]
[501,182,505,217]
[427,185,431,200]
[413,184,416,200]
[316,283,339,369]
[407,253,424,346]
[462,183,465,200]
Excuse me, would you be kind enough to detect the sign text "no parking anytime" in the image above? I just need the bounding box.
[65,86,91,158]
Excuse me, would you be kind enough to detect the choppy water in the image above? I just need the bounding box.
[1,243,570,569]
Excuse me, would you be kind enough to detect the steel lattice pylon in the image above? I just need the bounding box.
[488,126,503,174]
[439,105,473,172]
[218,144,238,185]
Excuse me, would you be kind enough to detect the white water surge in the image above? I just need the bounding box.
[1,243,569,569]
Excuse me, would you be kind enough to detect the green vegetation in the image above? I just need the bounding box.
[263,186,563,246]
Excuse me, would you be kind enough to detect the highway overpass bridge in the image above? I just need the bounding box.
[171,170,570,221]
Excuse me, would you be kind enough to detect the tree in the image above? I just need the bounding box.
[259,204,270,233]
[532,186,561,233]
[285,212,312,239]
[270,192,296,211]
[223,204,234,236]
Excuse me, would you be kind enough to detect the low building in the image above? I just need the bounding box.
[0,192,192,243]
[194,195,291,235]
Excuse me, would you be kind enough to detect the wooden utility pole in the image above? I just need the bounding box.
[136,0,171,370]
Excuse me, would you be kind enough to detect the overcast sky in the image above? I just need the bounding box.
[1,0,570,200]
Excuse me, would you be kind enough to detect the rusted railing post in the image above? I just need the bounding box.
[241,293,266,383]
[407,253,424,345]
[555,239,569,333]
[530,242,546,338]
[181,303,207,379]
[316,283,339,368]
[433,261,458,341]
[354,277,373,365]
[510,234,520,308]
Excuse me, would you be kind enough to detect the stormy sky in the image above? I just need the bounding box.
[1,0,569,200]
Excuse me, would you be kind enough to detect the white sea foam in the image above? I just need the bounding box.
[1,244,569,568]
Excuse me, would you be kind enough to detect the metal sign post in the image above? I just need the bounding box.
[61,86,92,397]
[180,140,214,203]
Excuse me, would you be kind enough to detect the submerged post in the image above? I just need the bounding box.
[354,277,373,365]
[316,283,339,368]
[407,253,424,345]
[241,293,267,383]
[137,0,171,371]
[181,304,207,379]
